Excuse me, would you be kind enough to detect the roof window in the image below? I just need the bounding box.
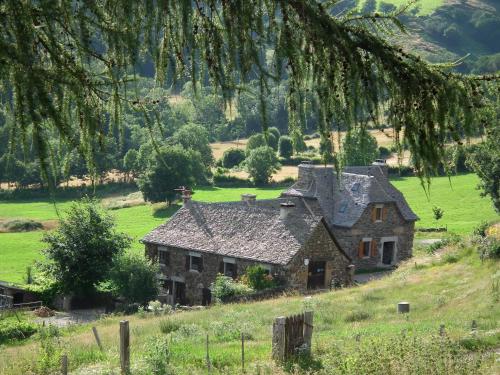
[351,182,360,192]
[339,202,347,213]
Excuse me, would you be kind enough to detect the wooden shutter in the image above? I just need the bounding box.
[371,207,376,222]
[358,241,364,258]
[382,207,388,221]
[219,261,224,274]
[185,255,190,271]
[371,240,378,257]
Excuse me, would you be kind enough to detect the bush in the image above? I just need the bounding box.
[244,265,276,290]
[1,219,43,232]
[472,221,490,237]
[106,254,160,305]
[291,131,307,153]
[0,320,38,344]
[143,336,173,375]
[148,300,173,316]
[210,274,253,302]
[477,237,500,260]
[222,148,246,168]
[160,319,181,335]
[268,126,281,141]
[245,133,267,155]
[278,135,293,159]
[378,146,391,158]
[267,132,279,151]
[344,311,371,322]
[245,146,281,185]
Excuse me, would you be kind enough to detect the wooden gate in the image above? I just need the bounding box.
[272,311,313,361]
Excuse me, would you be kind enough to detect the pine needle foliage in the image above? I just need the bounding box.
[0,0,498,182]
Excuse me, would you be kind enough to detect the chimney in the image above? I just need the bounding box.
[280,201,295,220]
[372,159,388,178]
[175,186,192,204]
[241,193,257,203]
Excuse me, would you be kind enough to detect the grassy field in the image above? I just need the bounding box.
[357,0,444,15]
[0,240,498,374]
[0,174,497,284]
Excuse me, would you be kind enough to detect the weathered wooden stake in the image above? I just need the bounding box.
[92,326,103,352]
[120,320,130,375]
[397,302,410,314]
[61,354,68,375]
[206,334,211,373]
[471,320,477,331]
[303,311,314,354]
[241,332,245,372]
[272,316,286,361]
[439,324,446,336]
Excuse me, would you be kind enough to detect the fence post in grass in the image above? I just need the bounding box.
[61,354,68,375]
[241,332,245,372]
[439,324,446,337]
[471,320,477,331]
[303,311,314,355]
[272,316,286,362]
[92,326,103,352]
[120,320,130,375]
[206,334,211,373]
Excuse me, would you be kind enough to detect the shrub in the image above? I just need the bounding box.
[477,237,500,260]
[344,311,371,322]
[160,319,181,335]
[245,146,280,185]
[378,146,391,158]
[210,274,253,302]
[278,135,293,158]
[0,321,38,344]
[268,126,281,141]
[143,336,173,375]
[222,148,246,168]
[244,265,276,290]
[291,131,307,153]
[148,300,173,316]
[245,133,267,155]
[472,221,489,237]
[1,219,43,232]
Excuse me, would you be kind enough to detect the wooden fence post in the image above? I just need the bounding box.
[303,311,313,355]
[272,316,286,362]
[92,326,103,352]
[120,320,130,375]
[241,332,245,372]
[61,354,68,375]
[439,324,446,337]
[206,334,211,373]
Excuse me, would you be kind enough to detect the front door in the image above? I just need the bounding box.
[174,282,186,305]
[307,261,326,289]
[382,242,395,265]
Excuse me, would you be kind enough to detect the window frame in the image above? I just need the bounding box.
[223,257,237,278]
[189,251,203,272]
[158,246,170,266]
[362,238,372,258]
[375,204,383,222]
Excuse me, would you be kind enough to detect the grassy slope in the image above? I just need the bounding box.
[357,0,444,15]
[0,244,498,374]
[0,175,497,284]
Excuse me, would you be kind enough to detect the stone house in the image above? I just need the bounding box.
[143,196,353,306]
[282,162,418,270]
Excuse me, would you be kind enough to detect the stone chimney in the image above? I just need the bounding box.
[280,201,295,220]
[175,186,192,204]
[241,193,257,203]
[372,159,388,178]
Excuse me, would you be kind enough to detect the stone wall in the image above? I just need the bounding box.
[331,202,415,270]
[285,222,352,290]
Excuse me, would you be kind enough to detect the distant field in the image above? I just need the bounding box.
[358,0,444,15]
[0,174,497,284]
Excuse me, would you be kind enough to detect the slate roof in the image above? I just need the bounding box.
[282,164,418,228]
[142,199,324,265]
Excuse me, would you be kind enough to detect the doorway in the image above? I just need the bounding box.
[382,241,395,265]
[307,261,326,289]
[174,282,186,305]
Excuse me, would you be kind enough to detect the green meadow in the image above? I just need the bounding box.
[0,174,498,284]
[357,0,444,15]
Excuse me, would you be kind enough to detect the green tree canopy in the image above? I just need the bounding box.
[0,0,497,181]
[41,198,131,295]
[170,123,214,168]
[222,147,246,169]
[137,145,205,203]
[342,128,379,166]
[245,146,281,185]
[278,135,294,159]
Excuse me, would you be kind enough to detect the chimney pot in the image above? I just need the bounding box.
[280,201,295,220]
[241,193,257,202]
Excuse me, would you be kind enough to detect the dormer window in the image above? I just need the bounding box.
[375,206,383,221]
[372,204,385,222]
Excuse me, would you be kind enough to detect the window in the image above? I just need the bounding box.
[351,182,360,192]
[224,262,237,278]
[339,202,347,213]
[158,246,170,265]
[362,241,371,257]
[187,252,203,272]
[162,280,173,295]
[375,205,383,222]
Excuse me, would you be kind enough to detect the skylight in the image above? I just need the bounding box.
[351,182,360,192]
[339,202,347,213]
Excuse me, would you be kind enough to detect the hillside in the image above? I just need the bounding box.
[0,237,498,374]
